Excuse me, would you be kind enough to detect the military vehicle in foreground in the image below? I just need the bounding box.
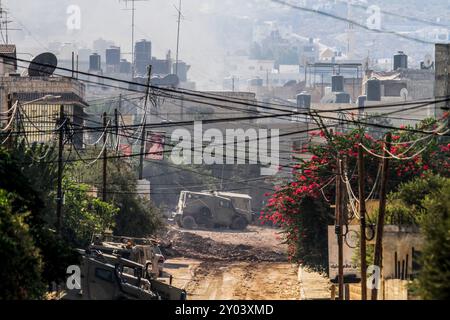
[88,234,165,277]
[174,191,254,230]
[63,249,186,300]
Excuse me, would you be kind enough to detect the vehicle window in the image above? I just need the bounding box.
[219,201,231,208]
[95,268,114,283]
[231,198,250,211]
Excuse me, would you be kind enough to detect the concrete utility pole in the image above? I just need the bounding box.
[56,105,65,234]
[139,65,152,180]
[5,94,14,150]
[372,132,392,300]
[358,143,367,300]
[114,108,119,151]
[335,157,344,300]
[102,112,108,202]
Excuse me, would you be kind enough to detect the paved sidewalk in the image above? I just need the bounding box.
[298,266,331,300]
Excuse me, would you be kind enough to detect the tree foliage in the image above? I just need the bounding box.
[68,148,164,237]
[0,145,79,288]
[62,180,118,247]
[0,190,45,300]
[415,180,450,300]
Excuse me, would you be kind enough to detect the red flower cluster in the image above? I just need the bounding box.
[261,127,450,262]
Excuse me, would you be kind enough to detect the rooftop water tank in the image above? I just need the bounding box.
[296,92,311,110]
[394,51,408,70]
[367,79,381,101]
[332,75,344,92]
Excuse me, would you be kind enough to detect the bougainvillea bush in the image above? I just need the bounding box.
[261,116,450,271]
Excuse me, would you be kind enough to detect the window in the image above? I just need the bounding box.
[95,268,114,283]
[219,200,231,208]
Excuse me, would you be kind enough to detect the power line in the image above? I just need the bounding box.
[271,0,435,45]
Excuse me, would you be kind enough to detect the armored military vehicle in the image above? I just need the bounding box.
[63,249,186,300]
[89,234,165,278]
[174,191,253,230]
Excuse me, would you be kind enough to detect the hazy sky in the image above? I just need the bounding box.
[2,0,448,88]
[4,0,244,88]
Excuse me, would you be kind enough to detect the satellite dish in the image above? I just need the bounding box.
[421,54,434,70]
[28,52,58,77]
[400,88,409,101]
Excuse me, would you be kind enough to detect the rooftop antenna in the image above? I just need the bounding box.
[0,1,19,44]
[121,0,148,79]
[174,0,185,77]
[346,1,355,59]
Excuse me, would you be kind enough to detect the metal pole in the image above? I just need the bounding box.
[335,157,344,300]
[175,0,182,77]
[131,0,135,79]
[72,51,75,78]
[372,132,392,300]
[56,105,65,234]
[358,144,367,300]
[102,112,108,202]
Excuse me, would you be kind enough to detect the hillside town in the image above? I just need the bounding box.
[0,0,449,307]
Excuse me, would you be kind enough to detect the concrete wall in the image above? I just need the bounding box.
[382,226,423,280]
[435,44,450,118]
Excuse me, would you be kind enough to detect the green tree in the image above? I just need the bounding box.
[386,174,448,225]
[62,180,118,247]
[0,145,79,287]
[68,148,164,237]
[415,180,450,300]
[0,190,46,300]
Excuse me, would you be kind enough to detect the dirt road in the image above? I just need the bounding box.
[161,226,325,300]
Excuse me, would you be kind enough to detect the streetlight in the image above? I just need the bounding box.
[19,94,62,106]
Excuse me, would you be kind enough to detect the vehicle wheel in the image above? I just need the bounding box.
[182,216,197,229]
[231,216,248,230]
[196,207,213,228]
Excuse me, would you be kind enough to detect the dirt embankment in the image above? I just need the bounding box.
[161,226,287,262]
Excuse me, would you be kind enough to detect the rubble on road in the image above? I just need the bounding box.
[161,227,287,262]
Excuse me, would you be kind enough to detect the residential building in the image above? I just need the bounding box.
[0,47,88,148]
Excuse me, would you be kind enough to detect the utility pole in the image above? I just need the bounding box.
[71,51,75,78]
[372,132,392,300]
[335,157,344,300]
[175,0,183,77]
[5,94,13,150]
[102,112,108,202]
[56,105,65,234]
[139,65,152,180]
[114,108,119,151]
[358,143,367,300]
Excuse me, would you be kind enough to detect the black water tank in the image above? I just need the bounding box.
[296,92,311,109]
[357,95,367,108]
[394,51,408,70]
[335,92,350,103]
[367,79,381,101]
[332,75,344,92]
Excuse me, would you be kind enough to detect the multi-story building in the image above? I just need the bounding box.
[135,39,152,76]
[0,46,88,148]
